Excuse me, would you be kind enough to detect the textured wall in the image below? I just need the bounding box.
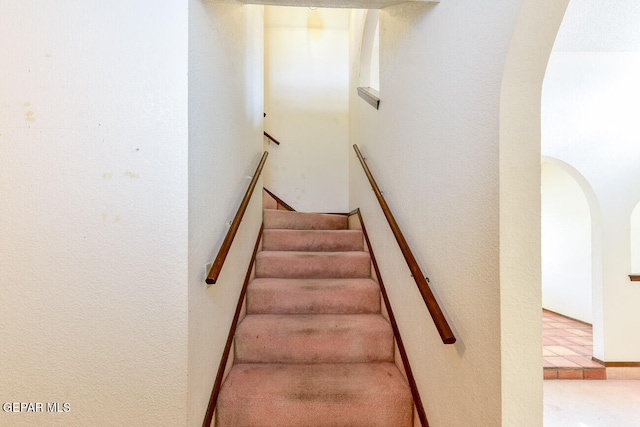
[349,0,568,425]
[632,205,640,273]
[0,1,189,425]
[187,0,264,425]
[350,1,516,424]
[263,7,350,213]
[499,0,568,424]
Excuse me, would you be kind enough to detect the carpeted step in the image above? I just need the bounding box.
[216,205,415,426]
[216,363,413,427]
[263,209,348,230]
[262,229,364,252]
[234,314,394,364]
[255,251,371,279]
[247,278,380,314]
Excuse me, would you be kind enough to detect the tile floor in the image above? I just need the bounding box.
[543,309,606,380]
[544,380,640,426]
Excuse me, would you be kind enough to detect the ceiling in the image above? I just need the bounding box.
[242,0,436,10]
[554,0,640,52]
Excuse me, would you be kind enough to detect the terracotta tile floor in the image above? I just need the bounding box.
[543,309,606,380]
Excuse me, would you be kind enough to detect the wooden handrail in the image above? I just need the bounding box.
[202,225,264,427]
[263,131,281,145]
[354,209,430,426]
[353,144,456,344]
[206,152,268,285]
[263,188,296,212]
[263,112,280,145]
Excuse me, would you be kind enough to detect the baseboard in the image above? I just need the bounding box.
[592,357,640,367]
[543,308,591,326]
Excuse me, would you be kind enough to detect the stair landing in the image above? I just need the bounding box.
[543,310,605,380]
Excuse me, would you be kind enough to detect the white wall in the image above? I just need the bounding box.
[187,0,264,425]
[358,10,380,90]
[348,1,568,425]
[541,161,592,323]
[264,7,349,213]
[542,51,640,361]
[369,22,380,91]
[632,203,640,273]
[0,2,189,426]
[499,0,569,423]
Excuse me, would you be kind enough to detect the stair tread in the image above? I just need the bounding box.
[257,250,370,256]
[262,229,364,251]
[263,209,348,230]
[247,278,380,314]
[249,277,378,286]
[256,251,371,279]
[217,207,413,426]
[238,313,392,332]
[235,314,394,364]
[217,363,413,427]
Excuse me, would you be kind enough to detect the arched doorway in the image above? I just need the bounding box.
[541,158,595,323]
[501,0,640,422]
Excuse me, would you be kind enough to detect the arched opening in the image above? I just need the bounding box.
[541,0,640,367]
[369,19,379,91]
[541,158,595,323]
[358,10,379,91]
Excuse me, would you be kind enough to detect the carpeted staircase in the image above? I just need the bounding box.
[216,209,413,426]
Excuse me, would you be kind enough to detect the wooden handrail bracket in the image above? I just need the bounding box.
[263,131,281,145]
[355,209,430,426]
[206,152,268,285]
[202,225,264,426]
[353,144,455,344]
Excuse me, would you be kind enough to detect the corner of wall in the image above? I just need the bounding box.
[187,2,264,425]
[499,0,569,424]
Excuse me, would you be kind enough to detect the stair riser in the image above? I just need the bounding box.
[262,229,364,252]
[247,280,380,314]
[256,252,371,279]
[264,209,348,230]
[217,398,413,427]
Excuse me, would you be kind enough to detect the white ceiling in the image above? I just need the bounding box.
[553,0,640,52]
[242,0,435,10]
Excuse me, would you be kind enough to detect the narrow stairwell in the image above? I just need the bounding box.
[216,209,414,426]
